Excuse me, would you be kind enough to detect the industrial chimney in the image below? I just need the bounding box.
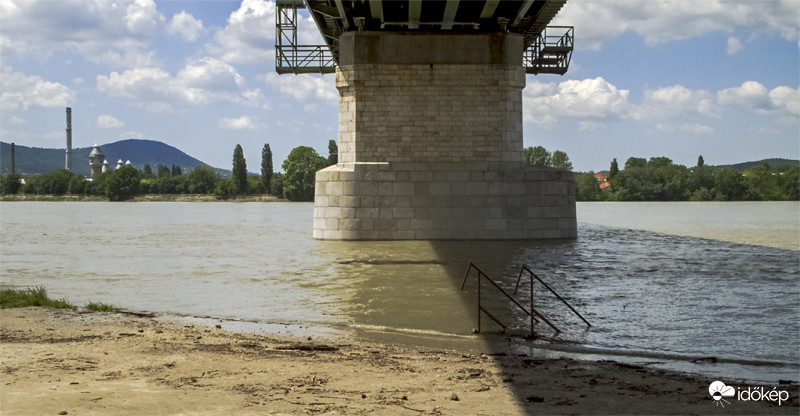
[65,107,72,171]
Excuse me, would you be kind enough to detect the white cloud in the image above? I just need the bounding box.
[97,114,125,128]
[553,0,800,50]
[167,10,203,42]
[680,123,713,134]
[0,66,75,111]
[96,57,269,111]
[521,77,800,128]
[632,85,719,120]
[0,0,164,69]
[727,36,743,55]
[125,0,163,36]
[262,73,337,112]
[8,116,26,125]
[718,81,772,111]
[769,86,800,119]
[718,82,799,121]
[219,116,256,130]
[523,77,631,127]
[205,0,323,65]
[205,0,276,64]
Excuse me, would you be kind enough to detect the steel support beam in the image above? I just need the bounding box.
[408,0,422,29]
[441,0,460,30]
[333,0,350,29]
[511,0,535,28]
[368,0,383,21]
[479,0,500,19]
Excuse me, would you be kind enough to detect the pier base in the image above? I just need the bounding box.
[314,32,576,240]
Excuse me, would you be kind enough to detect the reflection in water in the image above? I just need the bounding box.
[1,201,798,383]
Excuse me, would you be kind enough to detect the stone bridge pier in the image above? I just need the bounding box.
[314,31,576,240]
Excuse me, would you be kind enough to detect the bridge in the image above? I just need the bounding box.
[277,0,573,75]
[275,0,577,240]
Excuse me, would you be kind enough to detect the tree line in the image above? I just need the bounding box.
[1,140,340,202]
[4,142,796,202]
[577,156,800,201]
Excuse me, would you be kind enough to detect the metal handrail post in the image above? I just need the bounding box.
[516,265,591,328]
[462,262,557,335]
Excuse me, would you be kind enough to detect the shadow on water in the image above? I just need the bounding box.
[323,237,586,411]
[324,227,800,412]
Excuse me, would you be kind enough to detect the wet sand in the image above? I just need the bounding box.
[1,307,797,415]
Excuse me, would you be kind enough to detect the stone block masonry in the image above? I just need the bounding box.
[314,31,576,240]
[315,162,575,240]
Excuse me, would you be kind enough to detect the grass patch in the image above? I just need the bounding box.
[86,302,122,312]
[0,286,75,310]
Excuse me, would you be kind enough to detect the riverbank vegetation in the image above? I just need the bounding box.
[0,286,124,312]
[577,156,800,201]
[0,286,74,309]
[2,143,796,202]
[0,142,335,202]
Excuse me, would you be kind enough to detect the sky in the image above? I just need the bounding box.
[0,0,798,173]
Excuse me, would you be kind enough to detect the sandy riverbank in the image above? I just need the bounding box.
[1,307,797,415]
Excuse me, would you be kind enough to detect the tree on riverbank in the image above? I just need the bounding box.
[105,166,141,201]
[282,146,327,202]
[523,146,572,170]
[261,143,273,194]
[232,144,247,195]
[576,157,800,201]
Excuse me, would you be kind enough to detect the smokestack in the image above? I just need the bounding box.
[65,107,72,171]
[10,142,15,175]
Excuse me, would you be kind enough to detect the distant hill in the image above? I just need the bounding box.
[718,158,800,172]
[0,139,231,177]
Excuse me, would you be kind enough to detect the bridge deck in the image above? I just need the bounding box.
[276,0,570,74]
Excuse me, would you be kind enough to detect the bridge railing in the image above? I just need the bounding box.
[276,45,336,74]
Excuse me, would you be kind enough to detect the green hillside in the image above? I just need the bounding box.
[0,140,230,177]
[719,158,800,172]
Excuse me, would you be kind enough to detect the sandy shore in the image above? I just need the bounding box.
[1,307,797,415]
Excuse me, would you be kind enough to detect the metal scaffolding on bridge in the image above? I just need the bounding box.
[275,0,573,76]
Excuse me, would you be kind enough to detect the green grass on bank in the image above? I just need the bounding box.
[0,286,122,312]
[86,302,122,312]
[0,286,74,309]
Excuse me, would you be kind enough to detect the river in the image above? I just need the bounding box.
[1,201,798,383]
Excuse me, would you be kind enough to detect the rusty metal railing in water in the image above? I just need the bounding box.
[460,262,560,337]
[515,265,592,328]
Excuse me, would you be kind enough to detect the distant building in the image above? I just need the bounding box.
[88,144,105,180]
[594,172,611,190]
[88,144,131,179]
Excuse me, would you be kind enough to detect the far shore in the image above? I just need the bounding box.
[0,194,284,202]
[1,307,798,415]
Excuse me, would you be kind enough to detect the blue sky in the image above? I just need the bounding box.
[1,0,798,173]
